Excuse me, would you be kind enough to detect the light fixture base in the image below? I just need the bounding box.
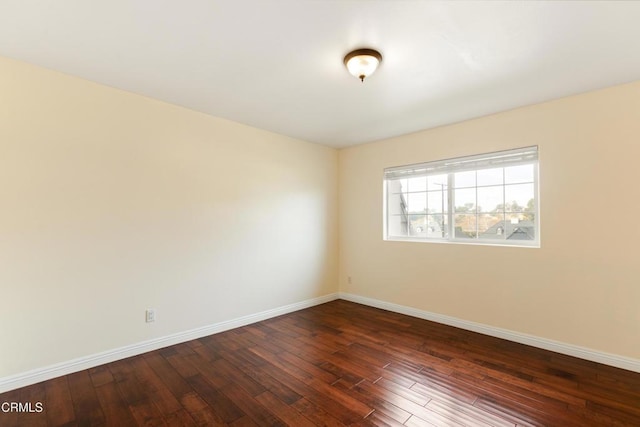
[344,48,382,82]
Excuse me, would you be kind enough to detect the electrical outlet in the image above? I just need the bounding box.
[145,309,156,323]
[348,276,352,284]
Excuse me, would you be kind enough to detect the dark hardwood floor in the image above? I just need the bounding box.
[2,300,640,426]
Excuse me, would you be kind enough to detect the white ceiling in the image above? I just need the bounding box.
[1,1,640,148]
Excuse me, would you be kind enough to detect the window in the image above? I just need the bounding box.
[384,146,539,247]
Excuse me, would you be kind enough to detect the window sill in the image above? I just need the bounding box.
[384,236,540,248]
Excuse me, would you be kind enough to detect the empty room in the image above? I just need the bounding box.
[1,1,639,426]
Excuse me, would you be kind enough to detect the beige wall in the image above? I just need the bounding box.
[339,81,640,360]
[2,52,639,381]
[0,56,338,378]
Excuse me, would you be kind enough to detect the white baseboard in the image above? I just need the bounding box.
[339,292,640,373]
[0,293,339,394]
[3,291,638,394]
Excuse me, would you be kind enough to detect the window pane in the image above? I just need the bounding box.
[454,188,475,213]
[506,213,535,240]
[385,148,538,246]
[505,164,534,184]
[427,214,448,238]
[478,213,506,240]
[388,179,407,194]
[409,215,427,237]
[477,185,504,213]
[407,192,427,214]
[427,190,447,214]
[427,174,448,191]
[388,214,408,237]
[505,183,534,212]
[477,168,503,186]
[509,211,535,223]
[454,214,476,238]
[408,177,427,192]
[454,171,475,188]
[387,192,408,216]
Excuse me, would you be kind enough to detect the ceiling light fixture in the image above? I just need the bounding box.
[344,48,382,82]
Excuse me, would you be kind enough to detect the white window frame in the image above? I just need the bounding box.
[383,146,540,248]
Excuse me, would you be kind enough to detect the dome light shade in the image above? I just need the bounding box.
[344,48,382,82]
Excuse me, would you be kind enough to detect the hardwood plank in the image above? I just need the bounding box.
[354,380,469,427]
[17,382,47,427]
[184,374,245,424]
[290,397,348,427]
[210,358,266,397]
[143,351,194,400]
[276,349,339,384]
[219,383,285,426]
[217,348,302,404]
[248,341,373,413]
[403,415,437,427]
[178,391,227,426]
[472,396,545,427]
[67,370,105,426]
[128,399,168,427]
[246,346,367,424]
[89,365,114,388]
[565,402,638,427]
[163,408,198,427]
[465,363,586,407]
[361,411,408,427]
[184,348,233,390]
[130,356,184,416]
[94,381,138,427]
[318,360,365,388]
[332,378,412,424]
[374,377,430,406]
[254,390,316,427]
[165,351,201,379]
[426,399,515,427]
[0,389,21,427]
[44,376,75,426]
[451,370,570,414]
[228,415,259,427]
[389,365,479,405]
[326,349,387,383]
